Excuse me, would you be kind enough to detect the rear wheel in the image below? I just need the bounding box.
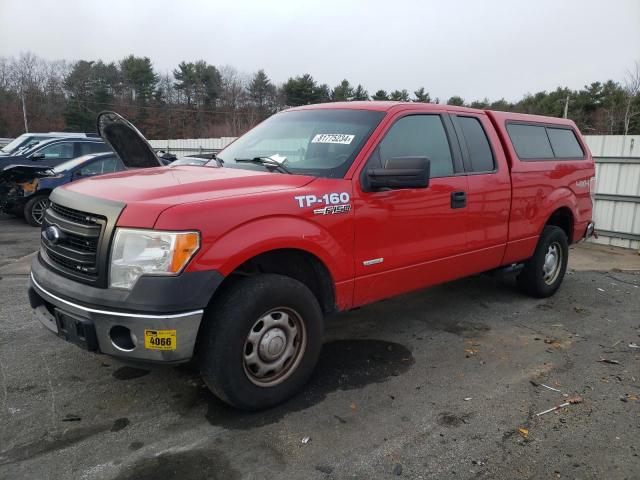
[517,225,569,298]
[24,194,49,227]
[197,274,324,410]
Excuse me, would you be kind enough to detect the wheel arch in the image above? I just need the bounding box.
[214,248,337,315]
[544,206,575,243]
[540,187,578,243]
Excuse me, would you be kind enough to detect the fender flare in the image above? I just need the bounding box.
[537,187,578,236]
[196,215,351,282]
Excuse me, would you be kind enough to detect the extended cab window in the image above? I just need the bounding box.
[374,115,454,178]
[506,124,554,159]
[458,116,494,172]
[507,123,584,160]
[546,128,584,158]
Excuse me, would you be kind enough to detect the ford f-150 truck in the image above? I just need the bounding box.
[28,103,595,410]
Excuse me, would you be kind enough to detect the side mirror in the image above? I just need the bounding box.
[365,156,430,191]
[29,153,45,161]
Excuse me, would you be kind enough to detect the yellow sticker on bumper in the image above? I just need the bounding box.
[144,329,176,350]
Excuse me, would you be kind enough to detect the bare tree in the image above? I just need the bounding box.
[9,53,44,132]
[218,65,249,135]
[623,60,640,136]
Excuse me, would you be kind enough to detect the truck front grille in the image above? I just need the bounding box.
[41,202,106,282]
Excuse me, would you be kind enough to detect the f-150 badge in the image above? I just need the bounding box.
[313,204,351,215]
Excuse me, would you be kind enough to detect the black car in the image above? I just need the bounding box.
[0,152,126,226]
[0,137,111,170]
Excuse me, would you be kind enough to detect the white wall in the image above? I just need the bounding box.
[584,135,640,250]
[148,137,236,155]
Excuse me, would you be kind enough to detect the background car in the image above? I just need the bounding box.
[0,152,125,226]
[0,132,99,157]
[0,137,111,170]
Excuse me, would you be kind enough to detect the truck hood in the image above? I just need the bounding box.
[62,165,315,226]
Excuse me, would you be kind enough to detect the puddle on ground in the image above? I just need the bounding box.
[170,339,414,430]
[112,449,239,480]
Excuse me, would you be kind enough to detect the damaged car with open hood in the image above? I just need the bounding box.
[0,152,126,226]
[28,105,595,410]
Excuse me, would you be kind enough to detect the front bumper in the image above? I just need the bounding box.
[30,273,203,363]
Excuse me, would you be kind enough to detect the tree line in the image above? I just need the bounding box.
[0,53,638,139]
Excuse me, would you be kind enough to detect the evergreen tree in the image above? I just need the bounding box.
[352,84,369,100]
[248,69,276,112]
[331,79,354,101]
[372,89,389,101]
[447,95,465,106]
[390,89,410,101]
[413,87,431,103]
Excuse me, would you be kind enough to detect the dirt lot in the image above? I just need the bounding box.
[0,214,639,480]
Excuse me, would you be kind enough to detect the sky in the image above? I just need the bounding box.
[1,0,639,102]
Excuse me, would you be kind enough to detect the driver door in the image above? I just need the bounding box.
[352,113,470,306]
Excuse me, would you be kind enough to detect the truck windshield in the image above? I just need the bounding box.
[214,109,386,178]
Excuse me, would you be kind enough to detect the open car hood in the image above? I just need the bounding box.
[97,111,163,169]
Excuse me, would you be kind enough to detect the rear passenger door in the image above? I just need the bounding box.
[76,141,111,157]
[450,113,511,270]
[352,113,470,305]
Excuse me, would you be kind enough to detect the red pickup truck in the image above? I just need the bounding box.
[28,102,595,409]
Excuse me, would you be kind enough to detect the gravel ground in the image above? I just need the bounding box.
[0,214,639,480]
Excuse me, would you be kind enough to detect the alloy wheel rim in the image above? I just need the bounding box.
[542,242,562,285]
[32,198,49,225]
[242,307,306,387]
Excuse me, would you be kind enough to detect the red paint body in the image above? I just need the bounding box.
[63,102,594,312]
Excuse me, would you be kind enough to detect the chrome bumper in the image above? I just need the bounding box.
[30,273,203,363]
[584,222,596,240]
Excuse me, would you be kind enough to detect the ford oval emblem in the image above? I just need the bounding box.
[44,225,61,244]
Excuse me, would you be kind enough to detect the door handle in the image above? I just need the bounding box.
[451,191,467,209]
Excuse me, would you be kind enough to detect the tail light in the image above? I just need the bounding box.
[589,176,596,206]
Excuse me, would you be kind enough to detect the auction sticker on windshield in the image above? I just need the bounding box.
[144,329,177,350]
[311,134,355,144]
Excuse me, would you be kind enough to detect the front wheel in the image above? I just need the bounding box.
[24,194,49,227]
[517,225,569,298]
[197,274,324,410]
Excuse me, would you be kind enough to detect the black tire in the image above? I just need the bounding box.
[517,225,569,298]
[197,274,324,410]
[23,194,50,227]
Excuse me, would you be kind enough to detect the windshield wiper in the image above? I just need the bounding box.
[234,156,292,174]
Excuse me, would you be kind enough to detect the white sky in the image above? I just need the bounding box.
[1,0,638,101]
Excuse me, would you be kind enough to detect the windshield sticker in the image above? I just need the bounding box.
[311,134,355,145]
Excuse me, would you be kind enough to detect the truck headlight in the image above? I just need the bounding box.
[110,228,200,289]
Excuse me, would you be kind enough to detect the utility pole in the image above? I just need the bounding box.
[20,92,29,132]
[563,94,570,119]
